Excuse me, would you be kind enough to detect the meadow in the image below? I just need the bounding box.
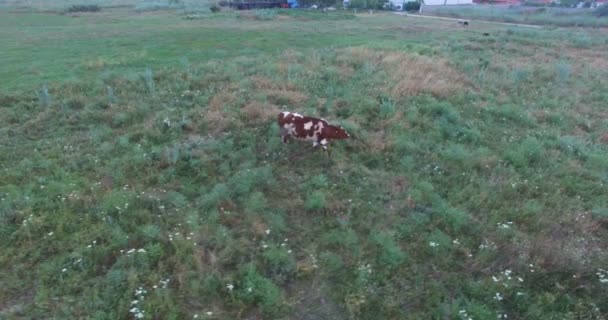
[1,2,608,319]
[420,4,608,27]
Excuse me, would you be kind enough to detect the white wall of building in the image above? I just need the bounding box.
[422,0,474,5]
[389,0,473,8]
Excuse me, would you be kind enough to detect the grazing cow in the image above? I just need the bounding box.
[277,111,349,150]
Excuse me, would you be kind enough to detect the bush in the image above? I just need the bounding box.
[404,1,420,12]
[597,4,608,17]
[66,4,101,12]
[210,4,221,13]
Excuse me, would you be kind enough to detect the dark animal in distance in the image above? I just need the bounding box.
[458,20,469,26]
[277,111,349,150]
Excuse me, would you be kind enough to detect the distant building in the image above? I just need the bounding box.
[391,0,473,7]
[473,0,521,3]
[422,0,474,4]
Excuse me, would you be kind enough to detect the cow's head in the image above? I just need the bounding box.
[325,125,350,140]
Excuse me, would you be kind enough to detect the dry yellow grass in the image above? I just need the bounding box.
[241,101,281,123]
[338,47,468,98]
[201,91,238,134]
[381,52,467,98]
[251,75,308,105]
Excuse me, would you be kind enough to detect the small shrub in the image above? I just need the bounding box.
[597,4,608,17]
[404,1,420,12]
[305,191,326,211]
[210,4,221,13]
[245,192,267,213]
[106,85,116,104]
[142,68,156,96]
[66,4,101,13]
[554,61,571,82]
[573,35,592,48]
[235,265,285,316]
[261,246,296,278]
[379,97,396,118]
[371,231,407,268]
[36,84,51,108]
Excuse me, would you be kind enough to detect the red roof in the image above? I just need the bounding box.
[473,0,522,4]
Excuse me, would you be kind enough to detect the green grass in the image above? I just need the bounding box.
[421,4,608,27]
[2,4,608,320]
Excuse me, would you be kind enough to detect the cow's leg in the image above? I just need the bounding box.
[280,127,289,144]
[320,138,328,151]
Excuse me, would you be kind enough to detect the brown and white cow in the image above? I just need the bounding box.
[277,111,349,150]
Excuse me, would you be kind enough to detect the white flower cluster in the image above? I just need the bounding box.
[478,239,497,250]
[429,241,439,248]
[497,222,513,229]
[492,269,524,288]
[310,254,319,269]
[120,248,146,255]
[21,213,34,226]
[281,238,291,253]
[129,286,147,319]
[458,309,472,320]
[153,278,170,289]
[597,268,608,284]
[169,232,181,241]
[87,240,97,249]
[180,89,202,98]
[358,262,372,275]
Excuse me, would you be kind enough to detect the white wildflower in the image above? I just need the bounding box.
[227,283,234,291]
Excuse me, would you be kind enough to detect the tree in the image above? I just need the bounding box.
[349,0,382,9]
[298,0,341,7]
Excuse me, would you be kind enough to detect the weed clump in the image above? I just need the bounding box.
[36,84,51,108]
[66,4,101,13]
[142,68,156,96]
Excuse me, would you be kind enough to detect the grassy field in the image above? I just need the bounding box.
[2,3,608,319]
[420,4,608,27]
